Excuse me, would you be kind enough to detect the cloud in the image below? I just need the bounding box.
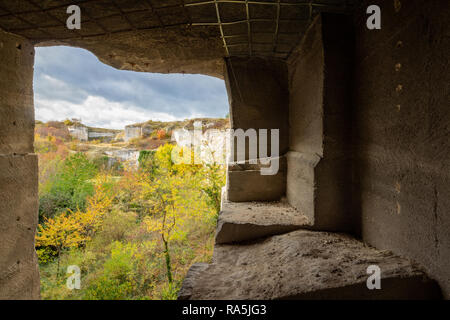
[34,95,193,129]
[33,46,229,129]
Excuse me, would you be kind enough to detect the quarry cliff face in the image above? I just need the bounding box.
[67,124,120,142]
[172,126,230,165]
[124,126,144,142]
[40,119,230,169]
[67,125,88,141]
[124,118,230,142]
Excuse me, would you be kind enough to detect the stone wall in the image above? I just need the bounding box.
[287,14,354,231]
[353,0,450,297]
[0,30,40,299]
[285,1,449,297]
[224,57,289,202]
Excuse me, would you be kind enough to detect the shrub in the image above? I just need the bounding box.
[95,210,137,245]
[83,242,145,300]
[39,153,98,220]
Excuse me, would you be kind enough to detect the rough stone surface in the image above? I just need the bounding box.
[286,151,320,224]
[0,154,40,300]
[0,29,40,300]
[227,170,286,202]
[216,200,311,244]
[286,14,354,232]
[224,57,289,202]
[0,29,35,155]
[0,1,344,77]
[45,27,225,78]
[352,0,450,298]
[179,230,441,300]
[225,57,289,159]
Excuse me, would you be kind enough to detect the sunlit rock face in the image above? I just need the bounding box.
[68,125,89,142]
[104,149,140,168]
[68,125,119,142]
[172,123,230,165]
[88,131,115,140]
[124,125,142,142]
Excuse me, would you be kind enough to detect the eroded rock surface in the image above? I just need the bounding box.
[180,230,441,300]
[216,200,311,244]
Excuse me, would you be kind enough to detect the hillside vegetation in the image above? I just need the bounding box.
[35,120,226,300]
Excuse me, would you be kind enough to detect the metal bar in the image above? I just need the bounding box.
[192,17,306,26]
[223,31,300,38]
[0,2,53,37]
[5,8,164,32]
[24,0,85,38]
[213,0,229,56]
[192,18,269,26]
[273,0,280,53]
[222,34,246,38]
[245,0,251,55]
[185,1,348,8]
[180,0,193,26]
[111,0,137,31]
[81,5,109,34]
[227,41,274,47]
[0,1,188,18]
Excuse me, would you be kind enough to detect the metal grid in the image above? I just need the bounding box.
[0,0,353,59]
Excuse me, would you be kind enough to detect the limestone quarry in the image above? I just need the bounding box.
[35,118,230,169]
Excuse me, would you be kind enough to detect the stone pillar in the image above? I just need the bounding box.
[224,57,289,202]
[0,30,40,299]
[286,14,354,231]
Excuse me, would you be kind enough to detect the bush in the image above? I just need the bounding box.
[83,242,146,300]
[94,210,137,246]
[39,153,98,220]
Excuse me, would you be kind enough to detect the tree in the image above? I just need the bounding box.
[39,153,98,220]
[36,176,113,276]
[156,129,167,140]
[142,144,206,285]
[71,178,114,240]
[142,145,180,284]
[35,212,84,277]
[201,163,226,217]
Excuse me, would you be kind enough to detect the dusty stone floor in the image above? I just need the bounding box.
[216,200,311,244]
[180,230,441,300]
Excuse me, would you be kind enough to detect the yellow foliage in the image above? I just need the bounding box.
[36,176,114,254]
[36,212,84,252]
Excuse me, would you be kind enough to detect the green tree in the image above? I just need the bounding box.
[39,153,98,220]
[201,163,226,217]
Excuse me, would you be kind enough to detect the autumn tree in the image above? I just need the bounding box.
[35,213,84,277]
[201,163,226,217]
[141,144,206,285]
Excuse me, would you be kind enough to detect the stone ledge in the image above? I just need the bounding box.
[216,200,311,244]
[179,230,441,300]
[227,170,286,202]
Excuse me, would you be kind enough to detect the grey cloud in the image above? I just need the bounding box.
[33,46,229,128]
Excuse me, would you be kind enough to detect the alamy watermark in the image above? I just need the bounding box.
[66,265,81,290]
[66,5,81,30]
[366,265,381,290]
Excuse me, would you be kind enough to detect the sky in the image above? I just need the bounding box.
[33,46,229,129]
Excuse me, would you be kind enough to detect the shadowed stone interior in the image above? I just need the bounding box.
[0,0,448,299]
